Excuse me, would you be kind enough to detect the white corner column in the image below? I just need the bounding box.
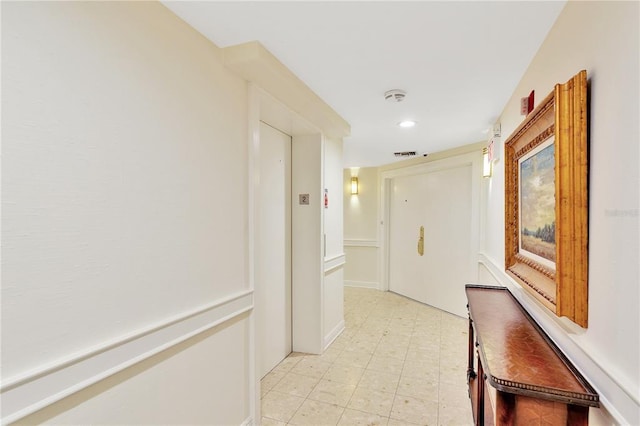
[292,134,324,354]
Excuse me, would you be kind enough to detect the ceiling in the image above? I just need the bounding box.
[162,1,566,167]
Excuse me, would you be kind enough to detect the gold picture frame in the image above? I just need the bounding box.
[504,70,589,327]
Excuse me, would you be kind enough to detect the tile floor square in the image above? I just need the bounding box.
[323,363,365,386]
[347,387,395,417]
[337,408,388,426]
[273,372,321,398]
[358,369,400,394]
[261,391,305,423]
[288,399,345,425]
[390,394,438,425]
[291,357,333,379]
[308,379,356,407]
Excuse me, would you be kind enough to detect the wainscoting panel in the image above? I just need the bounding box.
[344,241,379,290]
[1,290,253,424]
[323,258,345,352]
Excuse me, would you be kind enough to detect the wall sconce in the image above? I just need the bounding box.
[351,177,359,194]
[483,147,492,178]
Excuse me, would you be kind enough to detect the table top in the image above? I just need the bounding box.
[466,285,599,407]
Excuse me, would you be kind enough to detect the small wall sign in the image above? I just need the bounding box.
[520,90,535,115]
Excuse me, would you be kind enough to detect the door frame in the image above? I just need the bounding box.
[247,83,322,422]
[378,151,483,293]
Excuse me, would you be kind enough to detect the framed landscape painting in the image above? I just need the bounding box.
[519,138,556,269]
[504,70,589,327]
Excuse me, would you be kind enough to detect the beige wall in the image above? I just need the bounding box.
[482,2,639,424]
[344,167,379,241]
[343,167,380,288]
[2,2,251,423]
[343,145,484,289]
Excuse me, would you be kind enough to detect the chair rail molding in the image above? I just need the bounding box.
[0,290,253,425]
[324,253,346,273]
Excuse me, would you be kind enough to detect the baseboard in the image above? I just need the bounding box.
[1,289,254,425]
[478,253,639,425]
[323,320,345,351]
[240,415,254,426]
[344,280,379,290]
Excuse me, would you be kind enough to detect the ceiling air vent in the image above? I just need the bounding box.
[394,151,417,157]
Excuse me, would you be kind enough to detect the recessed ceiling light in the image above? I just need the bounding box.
[398,120,416,128]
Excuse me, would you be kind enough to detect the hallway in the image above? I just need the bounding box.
[260,287,473,425]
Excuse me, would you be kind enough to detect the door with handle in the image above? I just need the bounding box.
[388,164,474,316]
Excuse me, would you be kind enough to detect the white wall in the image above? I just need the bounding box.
[291,134,323,354]
[290,133,346,353]
[481,2,639,424]
[324,138,345,259]
[16,315,250,425]
[2,2,251,423]
[323,137,345,348]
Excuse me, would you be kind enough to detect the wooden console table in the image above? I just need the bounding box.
[465,285,599,425]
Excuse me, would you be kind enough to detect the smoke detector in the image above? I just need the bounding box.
[384,89,406,102]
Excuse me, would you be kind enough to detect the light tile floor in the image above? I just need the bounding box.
[260,288,474,426]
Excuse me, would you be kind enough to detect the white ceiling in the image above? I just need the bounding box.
[163,1,566,167]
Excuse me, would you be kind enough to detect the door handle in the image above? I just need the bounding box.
[417,226,424,256]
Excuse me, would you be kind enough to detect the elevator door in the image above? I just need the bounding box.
[257,122,292,377]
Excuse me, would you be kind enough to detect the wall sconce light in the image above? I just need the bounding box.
[483,147,492,178]
[351,177,359,194]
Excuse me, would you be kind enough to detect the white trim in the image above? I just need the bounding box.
[247,83,260,424]
[324,253,346,273]
[223,41,350,140]
[344,280,380,290]
[478,253,639,425]
[1,290,253,425]
[240,416,254,426]
[379,176,390,292]
[476,252,508,289]
[323,320,345,351]
[344,239,379,248]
